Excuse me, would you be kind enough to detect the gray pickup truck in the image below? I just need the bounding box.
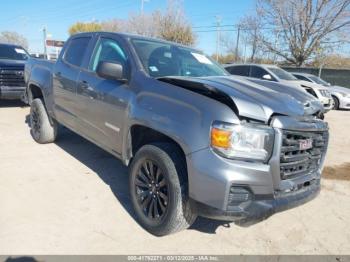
[25,32,329,236]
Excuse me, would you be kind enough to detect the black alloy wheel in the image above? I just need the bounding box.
[134,160,169,221]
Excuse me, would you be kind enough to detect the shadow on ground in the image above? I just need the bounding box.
[4,257,38,262]
[0,100,27,108]
[24,117,232,234]
[323,163,350,181]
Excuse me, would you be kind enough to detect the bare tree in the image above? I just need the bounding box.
[0,31,28,50]
[101,19,123,32]
[256,0,350,66]
[239,16,263,62]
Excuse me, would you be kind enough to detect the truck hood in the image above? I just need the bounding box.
[159,76,323,123]
[0,59,26,68]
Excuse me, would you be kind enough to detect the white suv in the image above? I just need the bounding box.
[225,64,334,112]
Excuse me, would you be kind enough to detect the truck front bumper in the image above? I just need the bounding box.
[321,97,334,112]
[194,178,320,223]
[186,117,328,223]
[0,86,26,100]
[187,147,322,223]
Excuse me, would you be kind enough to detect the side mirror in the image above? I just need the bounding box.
[96,61,126,82]
[262,74,272,80]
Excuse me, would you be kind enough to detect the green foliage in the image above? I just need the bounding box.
[68,22,102,35]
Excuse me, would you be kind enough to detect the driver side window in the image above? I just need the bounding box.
[89,38,128,73]
[251,66,272,80]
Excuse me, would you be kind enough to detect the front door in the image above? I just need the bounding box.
[76,36,131,154]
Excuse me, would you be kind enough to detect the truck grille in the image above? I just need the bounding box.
[320,89,331,98]
[0,67,25,87]
[280,130,328,180]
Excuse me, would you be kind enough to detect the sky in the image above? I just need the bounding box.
[0,0,255,54]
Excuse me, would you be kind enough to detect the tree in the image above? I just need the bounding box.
[68,1,195,46]
[68,22,102,35]
[157,0,196,45]
[0,31,28,50]
[239,16,264,62]
[256,0,350,66]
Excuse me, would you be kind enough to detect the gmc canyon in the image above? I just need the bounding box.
[0,43,28,100]
[25,32,329,236]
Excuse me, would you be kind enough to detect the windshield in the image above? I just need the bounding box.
[0,45,29,60]
[268,67,297,81]
[131,39,227,78]
[308,75,329,86]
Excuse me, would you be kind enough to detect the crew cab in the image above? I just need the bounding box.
[0,43,29,100]
[25,32,329,236]
[224,64,334,112]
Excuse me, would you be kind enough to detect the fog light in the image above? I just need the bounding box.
[228,186,252,205]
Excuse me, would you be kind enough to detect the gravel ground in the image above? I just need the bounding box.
[0,100,349,255]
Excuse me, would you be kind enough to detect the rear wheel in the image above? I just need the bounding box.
[30,98,57,143]
[129,143,197,236]
[332,96,339,110]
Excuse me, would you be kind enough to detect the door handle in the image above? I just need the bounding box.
[79,80,95,99]
[80,80,93,91]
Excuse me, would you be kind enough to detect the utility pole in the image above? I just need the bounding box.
[42,26,47,59]
[235,25,241,62]
[141,0,149,15]
[215,16,221,62]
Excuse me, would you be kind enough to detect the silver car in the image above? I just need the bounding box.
[293,72,350,110]
[225,64,334,112]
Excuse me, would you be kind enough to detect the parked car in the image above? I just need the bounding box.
[224,64,334,112]
[25,32,329,236]
[292,72,350,110]
[0,43,29,100]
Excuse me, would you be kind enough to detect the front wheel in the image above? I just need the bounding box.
[30,98,57,144]
[332,96,340,110]
[129,143,197,236]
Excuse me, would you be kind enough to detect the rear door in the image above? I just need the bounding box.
[52,36,93,129]
[76,35,131,154]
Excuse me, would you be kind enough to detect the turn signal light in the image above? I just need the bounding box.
[211,128,231,149]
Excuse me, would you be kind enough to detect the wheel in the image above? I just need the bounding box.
[332,96,339,110]
[30,98,57,143]
[129,143,197,236]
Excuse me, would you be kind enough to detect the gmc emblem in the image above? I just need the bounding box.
[299,139,313,150]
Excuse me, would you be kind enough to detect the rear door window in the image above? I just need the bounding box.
[64,37,91,67]
[226,65,250,76]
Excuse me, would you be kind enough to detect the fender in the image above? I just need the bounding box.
[121,77,240,164]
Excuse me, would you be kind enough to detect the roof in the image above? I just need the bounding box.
[223,63,280,68]
[70,31,200,53]
[291,72,314,77]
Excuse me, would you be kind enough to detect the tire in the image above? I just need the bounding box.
[30,98,57,144]
[332,96,339,110]
[129,143,197,236]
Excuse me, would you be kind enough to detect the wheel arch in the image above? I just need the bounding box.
[125,124,188,177]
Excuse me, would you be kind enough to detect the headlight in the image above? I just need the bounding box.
[210,121,275,162]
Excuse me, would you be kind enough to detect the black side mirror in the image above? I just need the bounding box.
[96,61,126,82]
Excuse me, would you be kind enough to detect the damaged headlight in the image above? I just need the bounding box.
[210,121,275,162]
